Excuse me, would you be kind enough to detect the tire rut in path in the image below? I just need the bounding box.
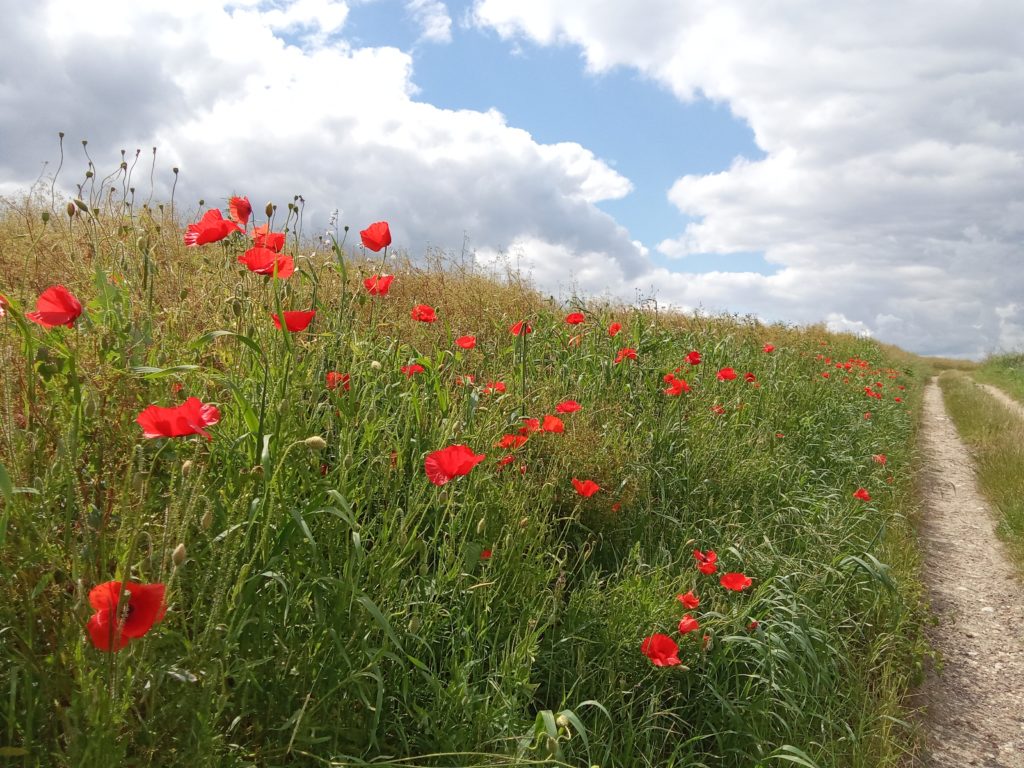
[914,379,1024,767]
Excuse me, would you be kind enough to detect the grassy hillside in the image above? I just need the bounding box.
[0,193,926,767]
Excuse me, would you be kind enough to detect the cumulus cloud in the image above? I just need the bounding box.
[0,0,648,284]
[473,0,1024,357]
[405,0,453,43]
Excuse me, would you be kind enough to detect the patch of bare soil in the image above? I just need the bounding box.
[913,379,1024,767]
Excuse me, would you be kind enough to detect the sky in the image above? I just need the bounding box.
[2,0,1023,358]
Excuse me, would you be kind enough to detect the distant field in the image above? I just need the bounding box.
[0,191,927,767]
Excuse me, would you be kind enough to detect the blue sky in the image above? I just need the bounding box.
[3,0,1023,357]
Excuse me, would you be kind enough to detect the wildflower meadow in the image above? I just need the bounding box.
[0,181,928,767]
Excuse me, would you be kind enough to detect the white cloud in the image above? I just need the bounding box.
[405,0,452,43]
[473,0,1024,358]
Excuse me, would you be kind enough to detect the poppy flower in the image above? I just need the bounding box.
[86,581,166,651]
[720,572,753,592]
[775,432,785,438]
[364,274,394,296]
[641,633,681,667]
[184,209,243,246]
[853,487,872,501]
[424,444,486,485]
[677,591,700,610]
[748,620,760,631]
[228,196,252,226]
[711,404,726,415]
[25,285,83,328]
[685,351,702,365]
[678,615,699,635]
[555,400,581,414]
[614,347,637,364]
[664,378,690,396]
[411,304,437,323]
[136,397,221,440]
[519,417,540,434]
[744,372,757,383]
[717,367,737,381]
[481,549,492,560]
[0,293,9,319]
[401,364,425,377]
[252,225,286,253]
[455,335,476,350]
[541,414,564,433]
[272,310,316,332]
[693,549,717,575]
[608,322,622,337]
[872,454,887,465]
[497,455,515,468]
[484,381,506,395]
[510,320,532,336]
[496,434,528,449]
[360,221,392,252]
[864,412,872,420]
[572,478,600,497]
[763,343,775,353]
[170,382,184,395]
[326,371,351,391]
[611,502,622,512]
[456,374,475,386]
[565,312,585,325]
[238,247,294,279]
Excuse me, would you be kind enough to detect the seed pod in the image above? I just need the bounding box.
[172,543,186,567]
[304,436,327,451]
[201,508,213,530]
[66,202,76,218]
[181,460,194,476]
[265,202,274,218]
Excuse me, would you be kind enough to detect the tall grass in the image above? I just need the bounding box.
[0,185,927,767]
[937,371,1024,567]
[973,352,1024,403]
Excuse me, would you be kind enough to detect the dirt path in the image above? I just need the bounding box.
[914,379,1024,767]
[978,382,1024,420]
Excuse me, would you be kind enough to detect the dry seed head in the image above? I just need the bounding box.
[265,202,274,218]
[172,543,186,567]
[304,436,327,451]
[201,508,213,530]
[370,360,382,370]
[519,516,529,529]
[476,517,486,535]
[182,460,194,476]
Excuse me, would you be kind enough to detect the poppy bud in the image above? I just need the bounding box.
[74,198,88,212]
[556,714,570,728]
[408,616,420,633]
[370,361,382,370]
[41,211,50,223]
[265,202,274,218]
[172,543,186,567]
[66,202,76,218]
[304,436,327,451]
[182,460,194,476]
[519,517,529,528]
[476,518,485,535]
[201,508,213,530]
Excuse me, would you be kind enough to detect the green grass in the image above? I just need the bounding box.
[973,353,1024,404]
[937,370,1024,568]
[0,187,928,767]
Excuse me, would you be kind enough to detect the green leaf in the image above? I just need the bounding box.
[0,462,11,501]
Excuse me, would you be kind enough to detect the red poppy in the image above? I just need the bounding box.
[853,487,872,502]
[238,247,294,279]
[677,591,700,609]
[411,304,437,323]
[252,225,286,253]
[364,274,394,296]
[360,221,392,252]
[611,502,622,512]
[484,381,506,395]
[572,478,600,497]
[678,615,699,635]
[685,351,702,365]
[608,322,622,337]
[664,377,691,396]
[481,548,492,560]
[763,343,775,353]
[541,414,564,433]
[872,454,887,465]
[496,434,528,449]
[720,572,752,592]
[184,209,242,246]
[228,196,252,226]
[86,581,166,652]
[25,285,83,328]
[711,404,726,415]
[565,312,585,325]
[743,372,757,383]
[775,432,785,438]
[717,367,737,381]
[641,633,681,667]
[519,417,540,434]
[894,397,903,403]
[401,364,425,377]
[510,320,532,336]
[136,397,221,440]
[748,619,760,631]
[272,310,316,332]
[693,549,717,575]
[326,371,351,391]
[456,374,475,386]
[555,399,581,413]
[864,412,872,420]
[497,455,515,468]
[614,347,638,364]
[455,335,476,349]
[170,382,184,395]
[424,444,486,485]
